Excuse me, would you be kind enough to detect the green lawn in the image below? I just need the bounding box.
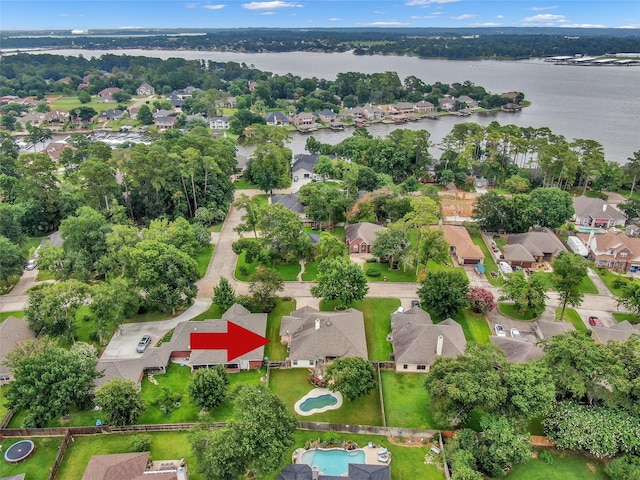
[269,368,383,426]
[264,299,297,361]
[300,260,318,281]
[380,371,442,429]
[534,271,599,295]
[302,226,346,240]
[506,449,606,480]
[0,437,62,480]
[0,311,24,321]
[556,307,587,332]
[235,249,301,282]
[209,222,224,232]
[363,262,417,282]
[21,236,43,257]
[470,234,503,286]
[613,312,639,324]
[431,308,491,344]
[233,178,259,189]
[195,244,214,278]
[51,95,133,113]
[320,298,400,361]
[595,268,635,296]
[189,304,222,321]
[498,303,540,321]
[55,431,203,480]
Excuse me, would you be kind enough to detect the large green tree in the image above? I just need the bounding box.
[188,365,229,411]
[248,143,291,195]
[314,232,348,264]
[213,277,236,313]
[499,271,548,316]
[310,258,369,309]
[418,269,469,319]
[529,187,574,229]
[95,378,145,426]
[90,278,140,345]
[234,193,265,240]
[371,226,410,270]
[0,235,25,282]
[325,357,377,401]
[249,266,284,312]
[258,203,311,262]
[552,252,589,320]
[616,282,640,318]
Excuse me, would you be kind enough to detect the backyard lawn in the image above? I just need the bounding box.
[55,431,202,480]
[380,371,441,429]
[498,303,540,321]
[429,308,491,344]
[556,307,587,332]
[506,449,606,480]
[51,95,133,113]
[0,437,62,480]
[233,178,259,190]
[269,368,383,426]
[264,299,297,361]
[320,298,400,361]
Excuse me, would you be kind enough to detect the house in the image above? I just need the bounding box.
[437,225,484,265]
[345,222,387,254]
[392,102,415,115]
[573,195,627,228]
[292,154,320,182]
[153,109,175,119]
[503,244,536,268]
[97,109,125,122]
[456,95,479,109]
[0,316,35,384]
[266,111,290,126]
[166,93,183,109]
[136,83,155,96]
[391,307,466,372]
[315,109,338,123]
[271,192,306,217]
[208,116,230,130]
[226,96,237,108]
[45,141,73,161]
[291,112,316,127]
[279,306,368,368]
[535,320,575,340]
[44,110,69,124]
[438,97,456,111]
[501,91,521,103]
[582,229,640,271]
[154,116,178,129]
[591,320,639,345]
[507,228,567,263]
[626,224,640,237]
[81,452,187,480]
[414,100,435,113]
[490,337,544,363]
[128,107,139,120]
[19,112,45,127]
[98,87,122,102]
[278,463,390,480]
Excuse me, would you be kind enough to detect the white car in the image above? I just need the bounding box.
[510,328,522,338]
[498,261,513,274]
[25,259,38,271]
[495,324,507,337]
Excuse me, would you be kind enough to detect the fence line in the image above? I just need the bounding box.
[48,430,72,480]
[0,410,13,430]
[376,364,386,428]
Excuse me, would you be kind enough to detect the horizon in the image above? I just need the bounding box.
[2,1,639,31]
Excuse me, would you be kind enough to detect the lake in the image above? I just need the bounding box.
[27,48,640,163]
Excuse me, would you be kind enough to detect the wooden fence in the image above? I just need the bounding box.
[48,430,72,480]
[0,410,13,430]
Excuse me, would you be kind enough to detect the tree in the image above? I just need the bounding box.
[371,226,409,270]
[95,378,145,426]
[419,227,450,272]
[77,90,91,104]
[467,287,496,314]
[258,203,311,262]
[605,455,640,480]
[314,232,348,264]
[529,187,574,229]
[418,270,469,319]
[503,360,556,421]
[213,277,236,313]
[473,191,510,232]
[60,206,111,278]
[617,281,640,318]
[0,235,25,282]
[476,415,531,477]
[310,258,369,309]
[190,385,296,479]
[503,174,530,193]
[137,104,154,125]
[5,339,101,427]
[25,124,52,151]
[188,365,229,410]
[552,252,588,320]
[623,150,640,198]
[249,266,284,312]
[90,278,140,345]
[248,143,291,195]
[325,357,377,401]
[234,193,264,240]
[499,271,547,316]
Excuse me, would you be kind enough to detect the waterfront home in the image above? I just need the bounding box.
[266,111,290,126]
[573,195,627,229]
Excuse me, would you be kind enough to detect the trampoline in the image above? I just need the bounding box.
[4,440,35,463]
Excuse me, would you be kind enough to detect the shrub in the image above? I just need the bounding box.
[366,268,380,277]
[130,435,151,452]
[538,449,554,465]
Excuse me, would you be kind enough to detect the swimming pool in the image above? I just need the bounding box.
[300,448,366,476]
[577,227,605,234]
[294,388,343,416]
[299,393,338,412]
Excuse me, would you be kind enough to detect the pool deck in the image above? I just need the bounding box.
[293,445,391,470]
[294,388,343,416]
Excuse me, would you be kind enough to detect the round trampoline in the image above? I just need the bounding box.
[4,440,35,463]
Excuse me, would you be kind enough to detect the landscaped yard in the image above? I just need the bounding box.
[498,303,540,321]
[55,431,203,480]
[534,271,599,295]
[0,311,24,322]
[195,244,214,278]
[264,299,297,361]
[556,307,587,332]
[235,249,301,282]
[363,262,417,282]
[0,437,62,480]
[506,449,606,480]
[380,371,441,429]
[428,308,491,344]
[300,260,318,281]
[51,95,133,113]
[613,312,639,324]
[233,178,259,190]
[595,268,635,296]
[320,298,400,361]
[269,368,383,426]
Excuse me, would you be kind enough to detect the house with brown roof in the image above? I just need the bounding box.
[279,306,368,368]
[391,307,466,372]
[591,321,640,344]
[414,100,435,113]
[436,224,484,265]
[490,337,544,363]
[19,112,45,127]
[535,320,575,340]
[291,112,316,127]
[44,110,69,124]
[81,452,187,480]
[45,141,73,161]
[438,97,456,111]
[136,83,155,96]
[456,95,479,109]
[345,222,386,254]
[507,228,566,263]
[154,116,178,129]
[583,229,640,271]
[573,195,627,228]
[0,316,35,384]
[503,244,536,268]
[98,87,123,102]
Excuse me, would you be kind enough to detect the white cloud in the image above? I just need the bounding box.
[261,11,275,14]
[361,21,412,26]
[451,14,477,20]
[203,4,226,9]
[405,0,459,5]
[496,15,504,19]
[530,5,558,11]
[472,22,501,26]
[373,10,385,14]
[242,1,302,10]
[618,24,640,29]
[185,2,198,8]
[560,23,607,28]
[411,14,443,19]
[522,13,566,22]
[328,17,341,22]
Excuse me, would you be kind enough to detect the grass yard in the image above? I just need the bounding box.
[302,226,346,240]
[0,437,62,480]
[595,268,635,296]
[498,303,540,321]
[470,234,503,286]
[300,260,318,281]
[21,236,42,257]
[51,95,133,113]
[556,307,588,332]
[613,312,639,324]
[235,249,301,282]
[320,298,400,361]
[55,431,203,480]
[432,308,491,344]
[195,244,214,278]
[506,449,606,480]
[209,222,224,232]
[233,178,259,190]
[363,262,417,282]
[264,299,296,361]
[0,311,24,321]
[188,304,222,321]
[380,371,441,429]
[269,368,383,426]
[534,271,599,295]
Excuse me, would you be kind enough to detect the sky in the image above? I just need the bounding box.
[1,0,639,31]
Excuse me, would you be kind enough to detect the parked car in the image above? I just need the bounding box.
[588,316,604,327]
[510,328,521,338]
[136,335,152,353]
[411,300,421,308]
[495,324,507,337]
[25,259,37,271]
[395,306,405,314]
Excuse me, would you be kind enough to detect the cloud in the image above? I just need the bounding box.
[411,14,443,19]
[361,21,412,26]
[522,13,566,22]
[203,4,226,9]
[451,14,477,20]
[496,15,504,19]
[405,0,459,5]
[328,17,341,22]
[472,22,501,27]
[530,5,558,11]
[261,11,275,14]
[242,1,302,10]
[560,23,607,28]
[185,2,198,8]
[373,10,385,14]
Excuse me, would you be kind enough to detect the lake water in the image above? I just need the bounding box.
[28,48,640,163]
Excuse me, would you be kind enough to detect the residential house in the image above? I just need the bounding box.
[345,222,387,254]
[153,109,175,119]
[437,224,484,265]
[136,83,155,96]
[291,112,316,127]
[582,229,640,271]
[573,195,627,228]
[19,112,45,127]
[414,100,435,113]
[392,102,415,115]
[535,320,575,340]
[226,96,237,108]
[507,228,567,263]
[501,91,521,103]
[248,81,258,92]
[279,306,368,368]
[456,95,479,109]
[503,244,536,268]
[271,192,309,224]
[438,97,456,111]
[98,87,122,102]
[278,463,390,480]
[292,154,320,182]
[209,116,230,130]
[81,452,187,480]
[0,95,20,103]
[45,142,73,161]
[391,307,466,372]
[97,109,125,122]
[266,111,290,126]
[166,92,183,109]
[626,224,640,237]
[154,116,178,129]
[315,109,338,123]
[44,110,69,124]
[128,107,139,120]
[490,337,544,363]
[0,316,35,384]
[591,320,640,345]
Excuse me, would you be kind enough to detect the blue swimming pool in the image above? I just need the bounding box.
[577,227,605,234]
[299,393,338,412]
[300,448,366,476]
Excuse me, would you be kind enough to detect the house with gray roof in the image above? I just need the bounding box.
[0,316,35,384]
[535,320,575,340]
[208,116,230,130]
[345,222,386,254]
[391,307,466,372]
[508,228,567,263]
[271,192,307,220]
[278,463,390,480]
[591,320,640,345]
[573,195,627,229]
[266,111,290,126]
[279,306,368,368]
[503,244,536,268]
[292,154,320,181]
[490,336,544,363]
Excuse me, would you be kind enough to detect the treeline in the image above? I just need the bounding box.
[2,28,640,59]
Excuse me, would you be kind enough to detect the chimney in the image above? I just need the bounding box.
[603,203,607,212]
[436,335,444,356]
[312,466,319,480]
[315,318,320,330]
